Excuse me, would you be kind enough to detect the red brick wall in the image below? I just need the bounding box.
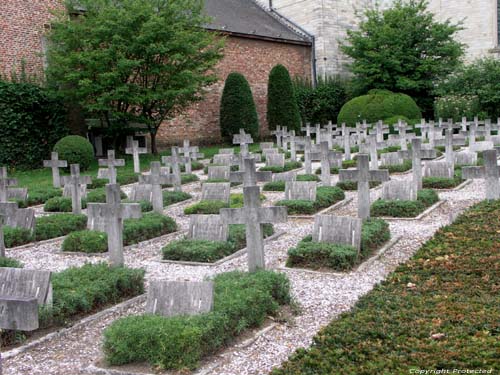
[156,36,312,149]
[0,0,64,79]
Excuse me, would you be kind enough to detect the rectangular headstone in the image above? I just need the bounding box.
[260,142,274,151]
[188,215,228,242]
[380,152,402,166]
[146,280,214,317]
[129,184,153,202]
[262,148,279,158]
[213,154,236,166]
[208,166,230,181]
[285,181,317,201]
[312,215,362,250]
[0,297,39,331]
[266,153,285,168]
[7,188,28,201]
[201,182,231,203]
[0,268,52,305]
[423,161,454,178]
[381,180,417,201]
[455,151,478,166]
[272,171,297,182]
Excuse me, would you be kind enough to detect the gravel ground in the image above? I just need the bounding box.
[2,164,483,375]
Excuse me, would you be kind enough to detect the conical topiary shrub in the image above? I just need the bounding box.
[219,72,259,140]
[267,64,301,132]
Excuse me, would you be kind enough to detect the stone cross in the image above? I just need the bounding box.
[462,149,500,200]
[416,119,429,140]
[433,129,465,168]
[373,121,389,143]
[313,215,362,252]
[301,123,317,137]
[179,140,204,174]
[61,164,92,214]
[395,120,411,151]
[398,138,436,191]
[98,150,125,184]
[87,184,142,266]
[230,158,272,187]
[43,152,67,188]
[233,129,254,156]
[0,214,4,257]
[220,186,287,272]
[125,137,147,174]
[162,148,189,192]
[341,123,354,160]
[0,167,18,203]
[339,154,390,219]
[286,133,300,161]
[271,125,284,148]
[188,214,228,242]
[140,162,175,213]
[368,134,380,170]
[314,124,321,145]
[303,136,314,175]
[309,142,342,187]
[323,123,338,149]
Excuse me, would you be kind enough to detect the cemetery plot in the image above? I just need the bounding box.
[276,185,345,215]
[286,217,391,271]
[371,189,440,218]
[263,174,320,192]
[259,160,303,173]
[184,192,266,215]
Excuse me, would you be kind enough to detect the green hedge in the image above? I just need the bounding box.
[263,175,320,192]
[163,191,192,206]
[371,190,439,218]
[86,188,127,203]
[35,214,88,241]
[286,219,390,271]
[272,201,500,374]
[62,230,108,253]
[15,187,62,207]
[162,173,199,187]
[276,186,345,215]
[179,161,204,172]
[53,135,94,171]
[337,180,382,191]
[183,193,254,215]
[103,270,290,370]
[259,161,302,173]
[161,224,274,263]
[380,159,412,173]
[0,257,23,268]
[0,81,68,169]
[44,196,87,212]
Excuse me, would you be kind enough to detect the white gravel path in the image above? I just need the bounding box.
[2,166,483,375]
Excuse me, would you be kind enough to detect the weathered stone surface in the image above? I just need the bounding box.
[0,297,39,331]
[272,171,297,182]
[312,215,362,250]
[266,153,285,168]
[188,215,228,242]
[285,181,317,201]
[0,268,52,305]
[381,180,417,201]
[208,166,231,181]
[201,182,231,203]
[423,161,454,178]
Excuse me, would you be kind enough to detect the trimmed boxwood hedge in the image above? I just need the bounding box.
[163,191,192,206]
[263,174,320,192]
[44,196,87,212]
[62,230,108,253]
[184,193,262,215]
[161,173,199,187]
[276,186,345,215]
[161,224,274,263]
[371,189,439,218]
[0,257,23,268]
[86,188,127,203]
[53,135,94,171]
[379,159,412,174]
[259,161,303,173]
[179,161,203,172]
[336,180,382,191]
[103,270,291,370]
[286,219,390,271]
[272,201,500,374]
[15,186,62,207]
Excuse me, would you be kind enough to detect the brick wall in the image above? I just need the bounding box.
[156,35,312,149]
[0,0,64,79]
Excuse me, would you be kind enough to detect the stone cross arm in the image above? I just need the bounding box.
[99,157,125,167]
[339,169,390,182]
[220,206,287,225]
[87,202,142,220]
[162,155,189,165]
[61,174,92,186]
[43,154,67,168]
[125,143,147,155]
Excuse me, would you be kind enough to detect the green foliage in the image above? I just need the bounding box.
[337,90,421,126]
[371,189,439,218]
[340,0,464,114]
[46,263,144,326]
[35,214,88,241]
[272,201,500,374]
[337,180,382,191]
[276,186,345,215]
[123,213,177,246]
[435,58,500,119]
[161,173,199,187]
[267,65,301,132]
[423,170,462,189]
[53,136,94,171]
[48,0,223,153]
[0,257,23,268]
[86,187,127,203]
[103,270,290,370]
[286,219,390,270]
[0,80,68,169]
[163,191,192,206]
[380,159,412,173]
[263,175,319,192]
[44,196,87,212]
[259,161,302,173]
[184,200,228,215]
[219,72,259,140]
[21,187,63,207]
[62,230,108,253]
[3,227,33,248]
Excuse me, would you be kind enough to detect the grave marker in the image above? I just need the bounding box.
[230,158,271,187]
[125,137,147,174]
[98,150,125,184]
[266,153,285,168]
[179,140,204,174]
[162,148,188,192]
[201,182,231,203]
[208,166,231,181]
[312,215,362,251]
[285,181,317,201]
[61,164,92,214]
[462,149,500,199]
[43,152,67,188]
[188,214,228,242]
[140,162,175,213]
[381,180,416,201]
[0,167,18,203]
[233,129,253,157]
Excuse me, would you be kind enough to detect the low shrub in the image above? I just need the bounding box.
[53,135,94,171]
[123,213,177,246]
[86,188,127,203]
[0,257,23,268]
[123,200,152,213]
[162,174,199,188]
[184,193,254,214]
[103,270,290,370]
[263,174,319,191]
[380,159,412,173]
[16,187,62,207]
[179,161,203,172]
[371,190,439,218]
[87,178,107,189]
[62,230,108,253]
[259,161,302,173]
[116,171,139,185]
[337,180,382,191]
[35,214,87,241]
[286,219,390,270]
[4,227,34,247]
[163,191,192,206]
[44,196,87,212]
[276,186,345,215]
[422,175,462,189]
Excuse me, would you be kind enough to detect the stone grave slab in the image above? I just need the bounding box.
[188,215,228,242]
[312,215,362,250]
[201,182,231,203]
[285,181,317,201]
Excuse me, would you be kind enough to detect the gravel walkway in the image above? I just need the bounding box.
[2,165,483,375]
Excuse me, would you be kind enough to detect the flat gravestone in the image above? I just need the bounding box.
[272,171,297,182]
[0,202,35,231]
[266,153,285,168]
[381,180,417,201]
[146,280,214,317]
[208,166,230,181]
[285,181,317,201]
[423,161,454,178]
[213,154,236,166]
[455,151,478,166]
[312,215,362,251]
[188,215,228,242]
[380,152,402,166]
[129,184,153,202]
[201,182,231,203]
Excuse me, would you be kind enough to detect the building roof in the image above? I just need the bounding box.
[203,0,310,45]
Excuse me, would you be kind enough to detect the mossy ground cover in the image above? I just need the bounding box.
[103,271,291,371]
[286,219,390,271]
[371,189,439,218]
[272,200,500,374]
[161,224,274,263]
[276,186,345,215]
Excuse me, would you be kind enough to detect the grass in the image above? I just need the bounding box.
[276,186,345,215]
[371,189,440,218]
[272,200,500,374]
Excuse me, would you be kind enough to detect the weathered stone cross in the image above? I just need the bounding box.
[87,184,142,267]
[178,140,204,174]
[271,126,285,148]
[220,186,287,272]
[341,123,355,160]
[233,129,254,157]
[140,162,174,213]
[61,164,92,214]
[162,148,189,192]
[309,142,342,187]
[0,167,18,203]
[462,149,500,200]
[99,150,125,184]
[230,158,272,187]
[399,138,436,191]
[301,122,316,137]
[125,137,147,174]
[0,214,5,257]
[339,154,390,219]
[43,152,67,188]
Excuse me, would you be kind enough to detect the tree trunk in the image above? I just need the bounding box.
[150,130,158,155]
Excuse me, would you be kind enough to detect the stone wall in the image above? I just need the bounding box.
[156,35,312,148]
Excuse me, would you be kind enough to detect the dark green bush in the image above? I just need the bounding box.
[87,178,107,189]
[53,135,94,171]
[103,270,290,370]
[179,161,203,173]
[86,187,127,203]
[163,191,192,206]
[371,189,439,218]
[4,227,34,247]
[123,200,152,212]
[0,80,68,169]
[161,173,199,187]
[123,213,177,246]
[337,180,382,191]
[337,90,421,126]
[276,186,345,215]
[35,214,87,241]
[267,64,301,132]
[263,174,319,191]
[62,230,108,253]
[116,170,139,185]
[15,187,63,207]
[220,72,259,140]
[422,175,462,189]
[259,161,303,173]
[44,196,88,212]
[0,257,23,268]
[184,200,228,215]
[380,159,412,173]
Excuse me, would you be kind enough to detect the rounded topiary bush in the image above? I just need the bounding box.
[220,72,259,140]
[337,90,421,126]
[53,135,94,171]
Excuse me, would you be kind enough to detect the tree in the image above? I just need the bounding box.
[267,65,301,131]
[341,0,464,115]
[47,0,224,154]
[220,72,259,140]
